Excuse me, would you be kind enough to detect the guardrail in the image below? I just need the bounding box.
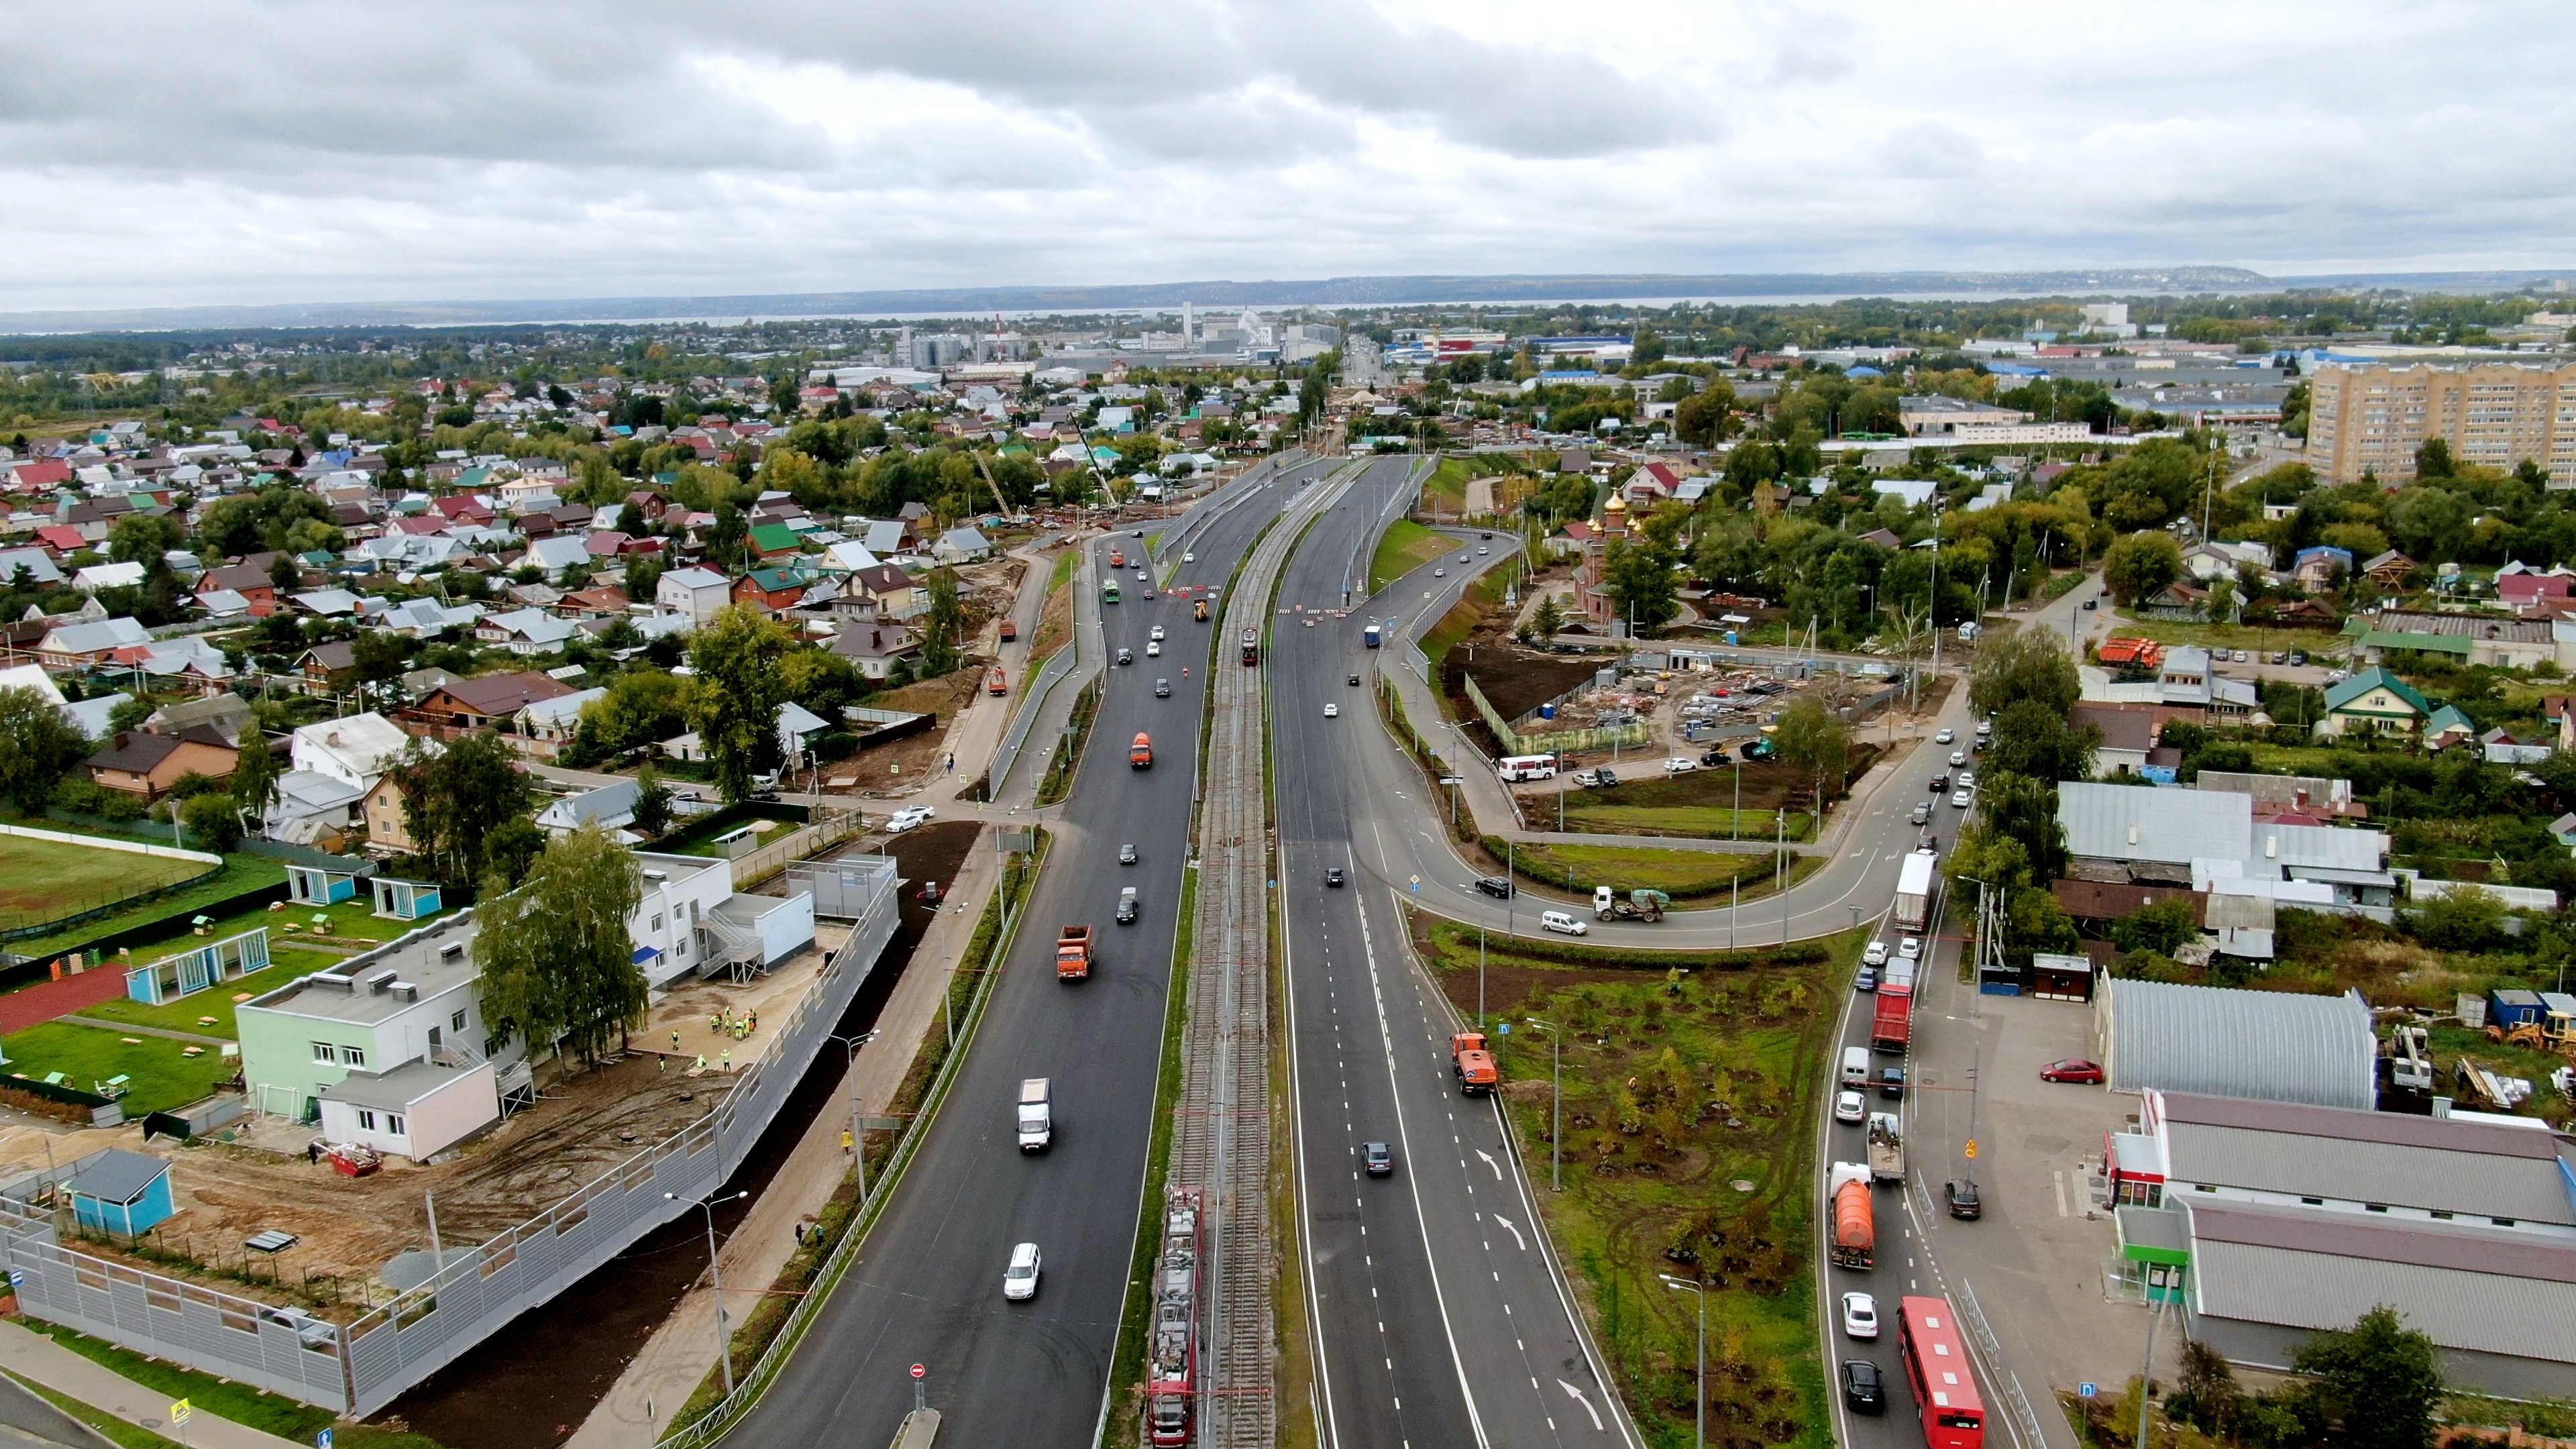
[984,584,1088,799]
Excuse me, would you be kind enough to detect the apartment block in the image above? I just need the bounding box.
[2304,360,2576,485]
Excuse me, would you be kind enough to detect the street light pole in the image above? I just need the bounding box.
[667,1189,751,1397]
[828,1030,878,1197]
[1660,1274,1707,1449]
[1527,1017,1561,1191]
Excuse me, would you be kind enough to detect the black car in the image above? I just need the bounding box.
[1878,1066,1907,1099]
[1479,531,1494,540]
[1929,772,1949,793]
[1945,1179,1982,1220]
[1841,1358,1886,1413]
[1699,749,1727,767]
[1348,674,1362,686]
[1362,1141,1395,1176]
[1473,875,1515,899]
[1116,893,1139,924]
[1155,679,1172,697]
[1324,867,1346,888]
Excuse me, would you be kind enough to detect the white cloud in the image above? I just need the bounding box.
[1,0,2570,311]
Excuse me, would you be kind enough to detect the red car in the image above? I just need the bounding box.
[2040,1058,2105,1084]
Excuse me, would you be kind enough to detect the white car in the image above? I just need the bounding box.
[1841,1291,1880,1340]
[885,806,935,833]
[1834,1090,1867,1124]
[1935,727,1955,744]
[1004,1242,1042,1301]
[1150,625,1166,641]
[1662,757,1697,773]
[1539,910,1589,936]
[1862,940,1889,967]
[1183,552,1196,563]
[1146,640,1161,656]
[1949,750,1967,767]
[1434,568,1447,578]
[1324,702,1339,718]
[1951,788,1974,808]
[1957,770,1976,790]
[1898,936,1922,961]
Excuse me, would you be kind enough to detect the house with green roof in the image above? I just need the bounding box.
[748,522,805,562]
[2318,667,2432,738]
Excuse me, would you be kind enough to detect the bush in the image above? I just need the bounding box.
[49,780,145,820]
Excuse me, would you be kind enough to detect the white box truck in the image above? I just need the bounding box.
[1018,1077,1053,1151]
[1893,849,1938,931]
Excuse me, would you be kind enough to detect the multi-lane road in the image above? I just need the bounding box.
[1273,455,1638,1449]
[726,459,1308,1446]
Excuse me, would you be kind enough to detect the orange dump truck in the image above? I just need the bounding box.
[1451,1032,1498,1095]
[1057,925,1095,981]
[1131,731,1154,768]
[1828,1163,1875,1270]
[987,665,1009,696]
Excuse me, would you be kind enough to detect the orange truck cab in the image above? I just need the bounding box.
[1131,732,1153,768]
[987,665,1009,695]
[1056,925,1094,980]
[1108,549,1126,569]
[1450,1032,1498,1095]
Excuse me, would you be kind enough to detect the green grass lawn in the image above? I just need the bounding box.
[1,1021,237,1115]
[1493,837,1822,901]
[1421,457,1470,512]
[0,835,208,932]
[1049,547,1079,592]
[1414,914,1856,1448]
[1562,803,1817,842]
[75,948,342,1040]
[1368,518,1452,591]
[0,854,288,961]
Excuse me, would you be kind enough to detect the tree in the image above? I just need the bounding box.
[178,792,242,852]
[921,568,964,677]
[1987,698,2098,784]
[2290,1305,2442,1449]
[1975,772,2069,882]
[622,553,665,604]
[2108,898,2197,956]
[1531,593,1565,639]
[631,767,674,837]
[471,825,648,1071]
[0,686,91,813]
[2414,437,2455,480]
[2102,530,2184,608]
[109,513,185,567]
[2408,883,2506,951]
[1674,382,1736,446]
[1774,698,1850,800]
[684,606,792,804]
[1601,537,1680,633]
[390,733,537,885]
[1968,626,2082,720]
[230,721,281,814]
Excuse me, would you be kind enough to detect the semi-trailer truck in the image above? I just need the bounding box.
[1893,848,1938,930]
[1451,1032,1499,1095]
[1057,925,1095,981]
[1828,1162,1875,1269]
[1018,1078,1053,1150]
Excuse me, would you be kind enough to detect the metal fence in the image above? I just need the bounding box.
[0,856,900,1418]
[728,809,863,891]
[1458,673,1647,757]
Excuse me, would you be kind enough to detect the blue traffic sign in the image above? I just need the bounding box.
[318,1432,335,1449]
[2078,1383,2098,1399]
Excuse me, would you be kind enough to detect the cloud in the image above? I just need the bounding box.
[0,0,2571,310]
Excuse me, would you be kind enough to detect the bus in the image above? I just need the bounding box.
[1896,1296,1987,1449]
[1103,580,1122,604]
[1497,753,1558,782]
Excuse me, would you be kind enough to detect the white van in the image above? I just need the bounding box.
[1539,910,1588,936]
[1841,1046,1871,1089]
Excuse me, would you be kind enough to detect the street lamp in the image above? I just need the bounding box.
[1525,1018,1562,1192]
[667,1189,752,1396]
[827,1030,879,1197]
[1660,1273,1707,1449]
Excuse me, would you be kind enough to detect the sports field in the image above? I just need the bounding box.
[0,834,209,932]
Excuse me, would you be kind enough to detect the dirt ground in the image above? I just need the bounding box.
[384,820,975,1449]
[820,667,991,794]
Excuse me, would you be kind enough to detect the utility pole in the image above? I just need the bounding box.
[1660,1275,1707,1449]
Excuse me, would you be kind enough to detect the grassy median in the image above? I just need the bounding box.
[1411,913,1861,1449]
[1367,519,1450,591]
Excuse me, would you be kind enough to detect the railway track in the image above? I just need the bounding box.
[1169,460,1356,1449]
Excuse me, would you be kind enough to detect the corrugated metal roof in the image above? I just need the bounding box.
[2106,979,2375,1109]
[2061,782,2249,866]
[2185,1200,2576,1362]
[2165,1124,2576,1226]
[2268,824,2385,873]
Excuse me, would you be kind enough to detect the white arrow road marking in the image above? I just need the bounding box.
[1474,1148,1503,1181]
[1558,1379,1604,1431]
[1492,1213,1527,1250]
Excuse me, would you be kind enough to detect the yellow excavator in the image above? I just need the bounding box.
[2487,1007,2576,1061]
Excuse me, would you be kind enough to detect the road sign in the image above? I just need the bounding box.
[910,1364,926,1380]
[5,1269,19,1288]
[1964,1139,1979,1161]
[2079,1383,2098,1399]
[1409,875,1420,893]
[169,1401,191,1426]
[1496,1022,1510,1036]
[861,1116,905,1130]
[319,1432,335,1448]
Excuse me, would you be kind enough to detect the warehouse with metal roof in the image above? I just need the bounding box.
[2175,1197,2576,1399]
[2093,979,2377,1110]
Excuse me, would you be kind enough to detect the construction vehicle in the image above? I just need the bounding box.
[2487,1006,2576,1059]
[987,665,1009,696]
[1866,1113,1905,1185]
[1870,967,1913,1055]
[1827,1162,1875,1270]
[1892,849,1938,931]
[1591,885,1670,922]
[999,617,1018,643]
[1056,925,1095,981]
[1451,1032,1499,1095]
[1194,597,1210,623]
[1131,732,1154,768]
[1018,1078,1053,1150]
[2387,1023,2436,1092]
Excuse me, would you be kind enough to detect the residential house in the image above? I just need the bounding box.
[2072,703,2161,777]
[2496,563,2575,612]
[196,561,279,608]
[731,566,811,614]
[515,687,606,755]
[521,535,592,583]
[2361,549,2416,589]
[2181,539,2272,582]
[655,566,731,625]
[747,523,804,563]
[71,561,146,595]
[474,607,581,655]
[2291,545,2353,588]
[2192,771,2368,823]
[296,639,358,688]
[36,616,150,667]
[829,623,923,680]
[2059,780,2395,924]
[2348,609,2555,670]
[534,779,642,839]
[0,547,65,587]
[2425,704,2479,751]
[144,693,254,741]
[847,564,924,620]
[2317,666,2432,737]
[2140,579,2211,621]
[2481,727,2555,765]
[83,727,239,800]
[931,527,991,565]
[404,672,577,737]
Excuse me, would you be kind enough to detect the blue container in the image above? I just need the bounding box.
[1540,704,1556,720]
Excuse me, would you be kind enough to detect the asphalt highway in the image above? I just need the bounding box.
[723,458,1303,1448]
[1276,455,1638,1449]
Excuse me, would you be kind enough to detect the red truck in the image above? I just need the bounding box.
[1131,732,1154,768]
[1451,1032,1498,1095]
[1870,988,1912,1055]
[1828,1163,1875,1269]
[1057,925,1095,981]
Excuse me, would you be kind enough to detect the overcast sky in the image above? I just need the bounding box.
[6,0,2571,311]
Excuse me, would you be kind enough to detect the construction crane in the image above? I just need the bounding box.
[968,449,1013,518]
